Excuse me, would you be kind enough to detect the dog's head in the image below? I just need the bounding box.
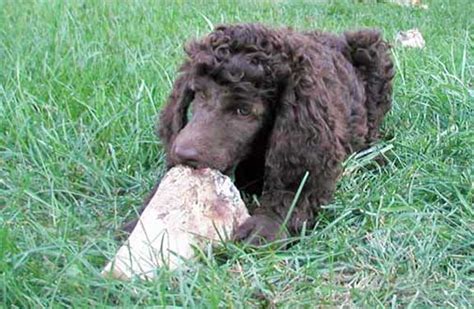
[170,76,272,173]
[159,24,290,173]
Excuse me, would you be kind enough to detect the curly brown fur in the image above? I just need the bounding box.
[151,24,394,244]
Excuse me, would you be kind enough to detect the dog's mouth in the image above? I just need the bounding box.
[174,160,233,175]
[195,164,235,176]
[183,163,236,179]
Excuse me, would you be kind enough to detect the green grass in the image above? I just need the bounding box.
[1,0,472,307]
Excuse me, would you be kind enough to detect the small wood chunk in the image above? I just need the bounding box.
[102,166,249,280]
[395,28,426,49]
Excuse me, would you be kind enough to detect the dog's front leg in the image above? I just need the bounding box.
[233,188,318,245]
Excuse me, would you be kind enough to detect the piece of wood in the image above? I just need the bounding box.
[102,166,249,280]
[395,28,426,49]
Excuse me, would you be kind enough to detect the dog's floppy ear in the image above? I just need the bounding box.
[157,64,194,161]
[261,68,347,229]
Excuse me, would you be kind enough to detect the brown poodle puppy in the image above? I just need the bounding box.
[152,23,394,244]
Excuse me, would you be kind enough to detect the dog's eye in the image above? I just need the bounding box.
[236,106,252,116]
[197,90,210,100]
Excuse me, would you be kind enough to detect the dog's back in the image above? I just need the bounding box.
[344,30,395,144]
[304,29,394,149]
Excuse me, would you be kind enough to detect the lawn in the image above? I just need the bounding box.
[1,0,472,307]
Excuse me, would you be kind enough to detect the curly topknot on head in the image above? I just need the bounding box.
[183,24,293,97]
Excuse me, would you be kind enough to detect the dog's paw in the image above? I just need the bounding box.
[233,214,288,246]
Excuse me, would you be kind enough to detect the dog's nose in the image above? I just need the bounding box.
[174,144,201,167]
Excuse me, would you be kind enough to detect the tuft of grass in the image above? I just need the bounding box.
[1,0,472,307]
